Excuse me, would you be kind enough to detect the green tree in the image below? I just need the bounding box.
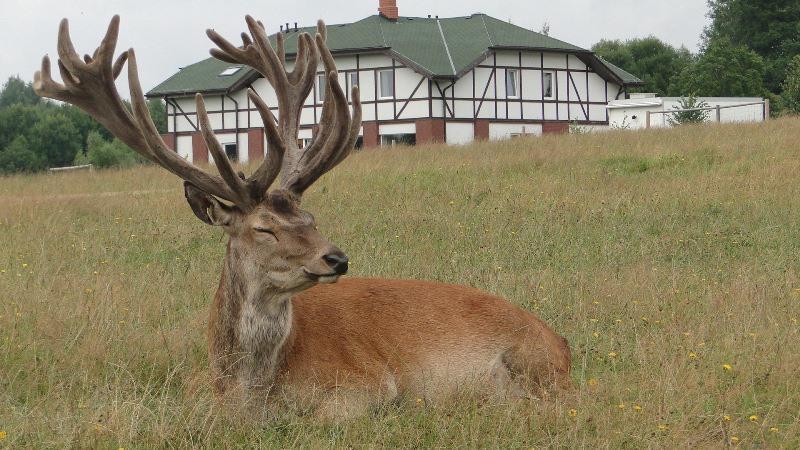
[704,0,800,94]
[0,136,45,173]
[592,37,693,96]
[675,38,764,97]
[781,55,800,114]
[0,76,41,109]
[147,98,168,134]
[0,104,49,149]
[28,112,82,168]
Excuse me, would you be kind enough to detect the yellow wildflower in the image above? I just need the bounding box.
[568,409,577,417]
[770,427,779,432]
[723,415,731,421]
[587,378,598,387]
[634,405,642,411]
[689,352,697,359]
[749,415,759,422]
[722,364,733,371]
[657,424,669,431]
[731,436,740,444]
[608,352,618,358]
[21,263,28,268]
[617,403,625,410]
[0,431,6,440]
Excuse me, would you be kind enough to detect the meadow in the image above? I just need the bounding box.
[1,118,799,448]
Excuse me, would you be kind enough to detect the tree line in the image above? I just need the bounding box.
[593,0,800,112]
[0,76,166,174]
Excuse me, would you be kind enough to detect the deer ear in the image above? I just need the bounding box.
[184,181,237,226]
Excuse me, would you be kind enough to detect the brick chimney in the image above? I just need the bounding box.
[379,0,399,20]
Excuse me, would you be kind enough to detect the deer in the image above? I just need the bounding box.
[34,15,571,418]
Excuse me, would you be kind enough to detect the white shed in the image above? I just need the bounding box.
[607,94,768,129]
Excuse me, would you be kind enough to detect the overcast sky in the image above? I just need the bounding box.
[1,0,710,97]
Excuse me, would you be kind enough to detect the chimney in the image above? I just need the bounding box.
[379,0,399,21]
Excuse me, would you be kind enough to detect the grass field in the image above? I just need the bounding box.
[1,118,800,448]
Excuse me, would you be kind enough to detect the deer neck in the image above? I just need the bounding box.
[212,240,294,391]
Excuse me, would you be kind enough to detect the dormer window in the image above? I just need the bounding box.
[219,66,242,77]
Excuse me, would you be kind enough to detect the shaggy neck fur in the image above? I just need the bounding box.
[210,240,294,394]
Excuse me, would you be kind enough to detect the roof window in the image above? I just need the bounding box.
[219,66,242,77]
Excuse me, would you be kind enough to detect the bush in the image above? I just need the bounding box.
[75,131,145,169]
[668,95,710,126]
[0,136,45,174]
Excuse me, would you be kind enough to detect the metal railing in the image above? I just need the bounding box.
[645,99,770,128]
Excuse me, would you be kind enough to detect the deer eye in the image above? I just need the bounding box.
[254,227,278,239]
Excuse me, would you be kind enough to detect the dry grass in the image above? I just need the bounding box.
[1,118,800,448]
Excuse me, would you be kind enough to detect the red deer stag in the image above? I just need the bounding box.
[34,15,571,417]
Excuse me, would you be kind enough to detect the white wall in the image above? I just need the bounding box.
[446,122,474,145]
[489,123,542,140]
[608,97,766,129]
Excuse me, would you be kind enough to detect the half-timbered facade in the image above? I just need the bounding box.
[147,1,642,163]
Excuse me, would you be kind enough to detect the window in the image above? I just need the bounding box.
[505,69,519,98]
[219,66,242,77]
[348,72,360,93]
[381,133,415,146]
[378,69,394,99]
[543,71,554,99]
[224,143,238,161]
[317,73,326,102]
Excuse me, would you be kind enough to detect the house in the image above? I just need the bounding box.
[607,94,769,129]
[146,0,643,163]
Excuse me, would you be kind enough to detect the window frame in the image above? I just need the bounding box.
[348,72,360,93]
[542,71,554,99]
[505,69,520,99]
[317,73,326,103]
[378,69,394,99]
[219,66,242,77]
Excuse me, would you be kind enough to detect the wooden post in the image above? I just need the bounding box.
[645,111,651,129]
[715,105,721,122]
[764,99,770,121]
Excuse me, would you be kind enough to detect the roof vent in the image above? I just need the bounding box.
[219,66,242,77]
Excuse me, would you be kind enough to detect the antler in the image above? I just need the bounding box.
[208,16,362,199]
[33,16,276,208]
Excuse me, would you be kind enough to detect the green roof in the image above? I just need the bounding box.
[147,57,256,97]
[147,13,642,96]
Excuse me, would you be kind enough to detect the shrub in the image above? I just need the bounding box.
[75,131,146,169]
[668,95,710,126]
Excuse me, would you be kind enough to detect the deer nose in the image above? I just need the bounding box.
[323,252,349,275]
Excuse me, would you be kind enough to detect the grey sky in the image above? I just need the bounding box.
[0,0,710,96]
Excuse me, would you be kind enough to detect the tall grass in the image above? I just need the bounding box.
[1,119,799,447]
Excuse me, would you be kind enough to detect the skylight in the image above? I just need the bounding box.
[219,66,242,76]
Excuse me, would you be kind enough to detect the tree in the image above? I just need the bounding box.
[0,136,45,173]
[592,37,693,96]
[782,55,800,114]
[28,112,82,168]
[0,76,40,109]
[147,98,168,134]
[704,0,800,95]
[667,95,711,126]
[674,37,764,97]
[0,104,48,149]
